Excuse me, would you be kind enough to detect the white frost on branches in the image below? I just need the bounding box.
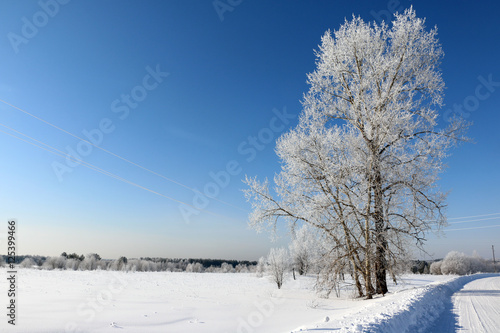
[244,7,468,298]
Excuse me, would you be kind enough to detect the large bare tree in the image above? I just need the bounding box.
[244,8,468,298]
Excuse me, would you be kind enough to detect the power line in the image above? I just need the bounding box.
[447,212,500,220]
[427,213,500,225]
[446,224,500,232]
[448,216,500,225]
[0,98,248,213]
[0,124,245,224]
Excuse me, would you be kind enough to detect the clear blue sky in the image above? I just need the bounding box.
[0,0,498,261]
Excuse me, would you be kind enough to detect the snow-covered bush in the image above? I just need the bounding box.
[186,262,204,273]
[19,257,37,268]
[204,265,217,273]
[430,261,442,275]
[124,259,159,272]
[42,256,67,270]
[97,260,109,270]
[235,263,249,273]
[79,254,100,271]
[220,262,235,273]
[440,252,470,275]
[109,257,128,271]
[470,251,488,272]
[65,258,80,270]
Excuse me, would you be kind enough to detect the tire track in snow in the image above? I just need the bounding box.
[453,276,500,332]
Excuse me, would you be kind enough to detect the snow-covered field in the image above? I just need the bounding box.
[0,268,497,332]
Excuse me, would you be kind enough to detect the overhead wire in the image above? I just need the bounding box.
[446,212,500,220]
[428,213,500,231]
[448,216,500,225]
[446,224,500,232]
[0,98,248,213]
[0,122,245,224]
[2,99,498,228]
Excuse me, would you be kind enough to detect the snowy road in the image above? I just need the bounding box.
[428,275,500,333]
[295,274,500,333]
[453,276,500,332]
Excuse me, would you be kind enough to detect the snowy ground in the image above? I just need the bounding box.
[0,268,497,332]
[452,276,500,332]
[426,275,500,333]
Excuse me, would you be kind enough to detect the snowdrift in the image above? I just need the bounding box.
[333,273,499,333]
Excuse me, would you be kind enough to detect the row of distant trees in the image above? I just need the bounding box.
[0,253,257,273]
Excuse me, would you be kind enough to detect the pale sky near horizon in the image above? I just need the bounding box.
[0,0,499,261]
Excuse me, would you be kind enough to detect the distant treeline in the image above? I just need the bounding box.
[0,253,258,273]
[149,257,257,269]
[0,254,47,266]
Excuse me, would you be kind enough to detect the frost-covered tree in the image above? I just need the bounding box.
[430,260,442,275]
[220,262,235,273]
[19,257,36,268]
[440,251,472,275]
[109,256,128,271]
[65,258,80,270]
[244,8,468,298]
[255,256,266,277]
[235,263,249,273]
[289,224,322,276]
[186,262,204,273]
[42,256,67,270]
[79,253,100,271]
[267,247,289,289]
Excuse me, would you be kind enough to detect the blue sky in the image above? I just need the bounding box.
[0,0,499,261]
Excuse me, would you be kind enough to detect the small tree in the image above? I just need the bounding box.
[19,257,36,268]
[42,256,66,270]
[110,256,128,271]
[186,262,204,273]
[440,251,473,275]
[430,261,442,275]
[79,253,100,271]
[255,256,266,277]
[220,262,235,273]
[65,258,80,270]
[267,248,289,289]
[235,263,249,273]
[289,224,322,276]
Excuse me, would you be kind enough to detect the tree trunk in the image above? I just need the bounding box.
[365,194,375,299]
[374,226,388,295]
[351,260,364,298]
[373,166,388,295]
